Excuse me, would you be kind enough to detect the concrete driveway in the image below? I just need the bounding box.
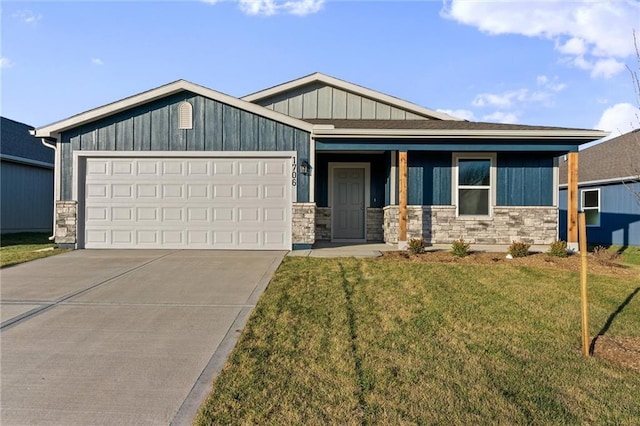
[0,249,285,425]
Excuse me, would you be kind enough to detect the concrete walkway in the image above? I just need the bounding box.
[0,249,285,426]
[288,241,551,258]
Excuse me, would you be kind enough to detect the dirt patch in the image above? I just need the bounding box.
[381,250,639,278]
[592,336,640,373]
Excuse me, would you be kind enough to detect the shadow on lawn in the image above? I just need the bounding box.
[590,287,640,355]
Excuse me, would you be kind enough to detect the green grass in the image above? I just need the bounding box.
[196,257,640,425]
[0,232,68,268]
[615,246,640,266]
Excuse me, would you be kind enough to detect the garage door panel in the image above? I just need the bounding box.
[84,157,291,249]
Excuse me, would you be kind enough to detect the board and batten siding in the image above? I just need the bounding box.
[59,92,311,201]
[408,152,452,205]
[254,83,429,121]
[497,154,554,206]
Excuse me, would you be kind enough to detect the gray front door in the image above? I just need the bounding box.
[333,168,365,240]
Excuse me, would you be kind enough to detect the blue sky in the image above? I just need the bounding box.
[2,0,639,141]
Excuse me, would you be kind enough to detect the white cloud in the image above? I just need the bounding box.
[595,102,640,138]
[437,109,477,121]
[0,57,15,69]
[591,58,626,79]
[537,74,566,92]
[483,111,519,124]
[473,89,531,108]
[91,58,104,66]
[442,0,640,79]
[12,10,42,24]
[205,0,324,16]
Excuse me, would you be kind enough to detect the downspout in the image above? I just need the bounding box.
[38,135,58,241]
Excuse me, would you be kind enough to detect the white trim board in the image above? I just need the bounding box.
[35,80,314,137]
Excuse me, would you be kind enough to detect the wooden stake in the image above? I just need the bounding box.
[568,152,579,245]
[399,151,408,243]
[579,212,590,357]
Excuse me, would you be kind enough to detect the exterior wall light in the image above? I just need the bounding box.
[299,160,312,176]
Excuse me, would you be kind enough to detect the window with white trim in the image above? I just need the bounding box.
[454,154,495,217]
[581,188,600,227]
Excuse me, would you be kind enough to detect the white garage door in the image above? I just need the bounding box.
[83,156,292,249]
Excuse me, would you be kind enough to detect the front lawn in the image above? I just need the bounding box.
[0,232,68,268]
[196,255,640,424]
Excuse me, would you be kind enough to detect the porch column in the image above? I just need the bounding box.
[398,151,408,249]
[567,151,579,251]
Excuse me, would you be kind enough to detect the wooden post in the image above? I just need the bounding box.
[579,212,590,357]
[567,152,579,247]
[399,151,408,247]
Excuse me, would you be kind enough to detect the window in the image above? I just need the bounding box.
[178,101,193,130]
[581,189,600,226]
[454,154,495,216]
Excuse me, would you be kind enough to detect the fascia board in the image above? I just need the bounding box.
[311,128,609,140]
[242,72,463,121]
[559,176,639,188]
[35,80,313,137]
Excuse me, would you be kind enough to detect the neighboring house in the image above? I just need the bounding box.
[1,117,54,234]
[33,73,606,250]
[558,130,640,247]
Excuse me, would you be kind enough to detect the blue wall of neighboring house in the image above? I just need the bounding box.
[59,92,311,202]
[559,182,640,246]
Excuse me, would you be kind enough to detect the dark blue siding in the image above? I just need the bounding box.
[497,154,553,206]
[60,92,310,201]
[315,153,386,208]
[559,183,640,246]
[408,152,451,205]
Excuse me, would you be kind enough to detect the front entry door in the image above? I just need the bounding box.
[333,168,365,240]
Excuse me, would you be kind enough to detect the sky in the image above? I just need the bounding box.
[2,0,639,144]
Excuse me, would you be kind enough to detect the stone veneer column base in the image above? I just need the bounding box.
[292,203,316,249]
[384,205,558,245]
[56,200,78,247]
[315,207,384,242]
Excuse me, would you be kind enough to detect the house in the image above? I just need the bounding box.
[32,73,606,250]
[558,129,640,246]
[1,117,55,234]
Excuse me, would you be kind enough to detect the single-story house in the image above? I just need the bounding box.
[33,73,606,250]
[559,129,640,246]
[1,117,54,234]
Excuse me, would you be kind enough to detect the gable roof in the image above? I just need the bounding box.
[242,72,463,121]
[559,129,640,184]
[1,117,54,165]
[34,80,314,138]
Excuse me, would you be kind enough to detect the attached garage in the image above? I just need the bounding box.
[35,80,313,250]
[79,153,294,249]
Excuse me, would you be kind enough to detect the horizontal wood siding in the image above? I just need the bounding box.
[254,83,430,120]
[497,154,553,206]
[559,183,640,246]
[59,92,311,201]
[1,161,53,233]
[407,152,451,205]
[314,153,386,208]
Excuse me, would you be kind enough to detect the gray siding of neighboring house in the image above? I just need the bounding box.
[253,83,429,120]
[559,182,640,246]
[1,160,54,233]
[59,92,311,202]
[1,117,55,234]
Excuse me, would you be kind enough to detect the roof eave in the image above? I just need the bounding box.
[311,128,610,140]
[35,80,314,138]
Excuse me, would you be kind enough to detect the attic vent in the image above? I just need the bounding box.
[178,101,193,130]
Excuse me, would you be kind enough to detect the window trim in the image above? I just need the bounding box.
[580,188,600,227]
[452,153,497,218]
